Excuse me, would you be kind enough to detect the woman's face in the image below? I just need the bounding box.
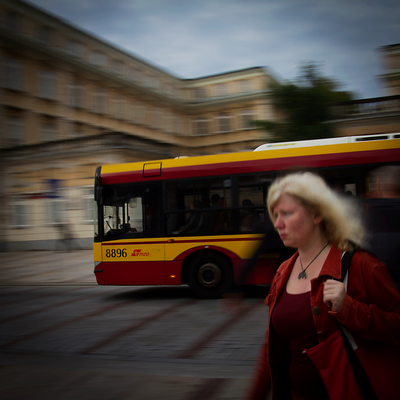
[272,194,321,249]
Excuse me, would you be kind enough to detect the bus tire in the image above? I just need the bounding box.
[187,252,233,299]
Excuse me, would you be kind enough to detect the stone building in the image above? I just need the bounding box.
[380,43,400,96]
[0,0,277,250]
[1,0,399,251]
[329,43,400,137]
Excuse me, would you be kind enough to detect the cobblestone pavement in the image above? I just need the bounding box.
[0,250,271,400]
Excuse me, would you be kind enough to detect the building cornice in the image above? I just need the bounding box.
[186,91,268,110]
[0,131,176,163]
[1,27,271,112]
[0,27,188,108]
[4,0,180,80]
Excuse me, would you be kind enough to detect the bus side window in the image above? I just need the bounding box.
[237,174,272,233]
[127,197,143,233]
[144,197,159,233]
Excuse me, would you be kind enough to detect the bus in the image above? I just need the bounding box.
[93,133,400,298]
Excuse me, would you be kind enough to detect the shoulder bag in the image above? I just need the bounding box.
[306,251,400,400]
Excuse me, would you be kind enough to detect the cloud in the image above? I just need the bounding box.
[26,0,399,98]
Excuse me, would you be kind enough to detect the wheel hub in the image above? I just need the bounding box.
[197,262,222,287]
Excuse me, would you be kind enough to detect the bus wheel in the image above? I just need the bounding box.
[187,253,233,299]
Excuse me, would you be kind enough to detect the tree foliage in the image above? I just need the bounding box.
[254,63,354,142]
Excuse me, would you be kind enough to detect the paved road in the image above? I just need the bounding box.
[0,250,271,400]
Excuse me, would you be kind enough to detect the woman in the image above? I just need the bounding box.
[246,172,400,400]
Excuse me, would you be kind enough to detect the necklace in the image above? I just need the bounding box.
[298,242,329,280]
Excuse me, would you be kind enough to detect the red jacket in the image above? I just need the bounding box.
[247,244,400,400]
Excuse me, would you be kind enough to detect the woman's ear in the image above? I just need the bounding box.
[313,212,323,225]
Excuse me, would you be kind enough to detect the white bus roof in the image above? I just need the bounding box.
[254,133,400,152]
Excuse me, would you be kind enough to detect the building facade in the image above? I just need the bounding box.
[328,44,400,137]
[1,0,399,251]
[0,0,278,250]
[380,43,400,96]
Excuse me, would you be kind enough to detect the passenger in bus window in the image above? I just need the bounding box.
[213,195,227,233]
[167,191,178,234]
[200,194,221,234]
[365,165,400,290]
[240,199,261,232]
[246,172,400,400]
[173,200,203,235]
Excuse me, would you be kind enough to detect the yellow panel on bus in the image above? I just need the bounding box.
[102,244,165,262]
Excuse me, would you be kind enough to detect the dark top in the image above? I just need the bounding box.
[271,288,328,400]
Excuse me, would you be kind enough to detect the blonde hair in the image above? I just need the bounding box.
[267,172,364,251]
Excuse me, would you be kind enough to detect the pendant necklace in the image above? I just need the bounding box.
[298,242,329,280]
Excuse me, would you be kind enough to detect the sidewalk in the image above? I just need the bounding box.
[0,250,265,400]
[0,250,95,285]
[1,352,251,400]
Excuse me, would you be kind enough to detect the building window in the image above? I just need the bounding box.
[174,116,183,135]
[238,79,252,92]
[163,81,173,95]
[128,67,142,81]
[137,105,146,125]
[153,108,163,129]
[136,105,146,124]
[38,26,54,45]
[3,59,23,91]
[92,89,106,114]
[45,180,65,225]
[68,81,84,108]
[10,197,30,228]
[194,118,209,135]
[216,113,231,132]
[38,71,57,100]
[66,39,83,57]
[215,83,228,97]
[5,115,24,147]
[82,187,94,223]
[70,123,83,138]
[128,102,138,122]
[145,107,154,126]
[112,97,126,119]
[163,110,173,133]
[47,199,64,225]
[239,110,254,130]
[4,11,21,31]
[144,74,159,88]
[173,86,182,98]
[193,87,207,99]
[89,51,106,67]
[41,121,57,142]
[110,59,124,75]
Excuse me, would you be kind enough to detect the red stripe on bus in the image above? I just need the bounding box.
[100,148,400,185]
[101,241,167,245]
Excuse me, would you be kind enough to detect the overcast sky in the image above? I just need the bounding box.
[26,0,399,99]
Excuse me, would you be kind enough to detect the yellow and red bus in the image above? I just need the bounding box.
[93,133,400,298]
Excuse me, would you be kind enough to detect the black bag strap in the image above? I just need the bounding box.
[337,251,378,400]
